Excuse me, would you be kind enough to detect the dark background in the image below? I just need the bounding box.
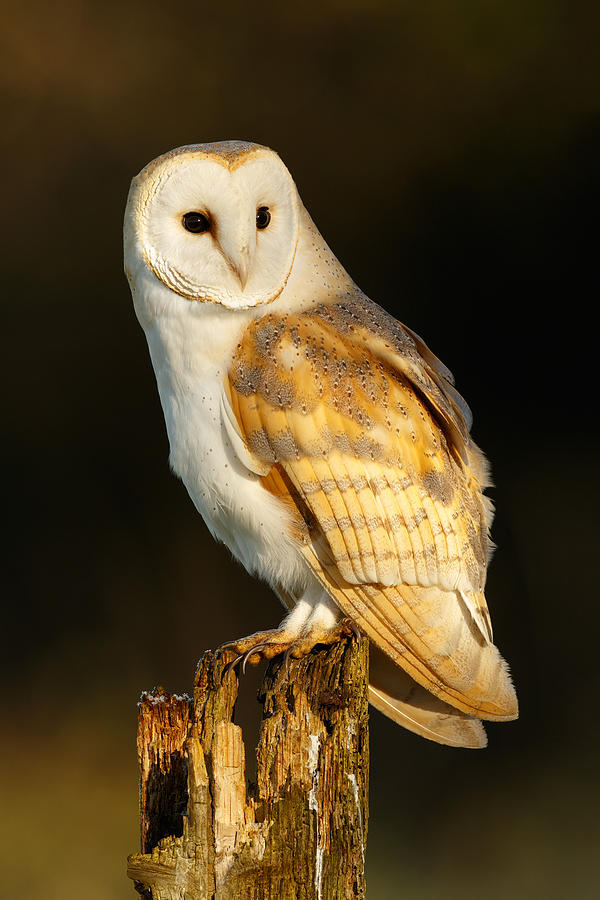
[2,2,599,897]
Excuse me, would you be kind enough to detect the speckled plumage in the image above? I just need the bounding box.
[124,141,518,748]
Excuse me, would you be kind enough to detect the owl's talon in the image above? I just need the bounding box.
[241,642,269,674]
[343,618,361,642]
[222,654,244,678]
[282,645,295,672]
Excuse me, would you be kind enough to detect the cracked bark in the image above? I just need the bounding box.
[127,635,369,899]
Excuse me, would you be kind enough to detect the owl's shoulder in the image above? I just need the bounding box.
[232,295,474,469]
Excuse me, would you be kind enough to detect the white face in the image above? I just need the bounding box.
[125,143,300,310]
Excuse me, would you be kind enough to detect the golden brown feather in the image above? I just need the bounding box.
[225,297,517,729]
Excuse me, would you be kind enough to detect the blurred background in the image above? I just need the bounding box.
[2,1,599,897]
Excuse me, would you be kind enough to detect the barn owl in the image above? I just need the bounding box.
[124,140,518,748]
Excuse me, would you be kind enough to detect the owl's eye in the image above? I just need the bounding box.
[182,211,211,234]
[256,206,271,230]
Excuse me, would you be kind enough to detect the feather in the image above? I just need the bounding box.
[369,645,487,748]
[224,302,517,724]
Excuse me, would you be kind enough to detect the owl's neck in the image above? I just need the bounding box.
[278,204,358,312]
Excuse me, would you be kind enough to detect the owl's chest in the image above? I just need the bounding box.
[155,353,257,524]
[144,313,299,581]
[162,365,238,513]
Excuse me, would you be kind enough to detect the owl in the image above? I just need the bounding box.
[124,141,518,748]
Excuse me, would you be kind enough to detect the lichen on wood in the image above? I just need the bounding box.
[127,634,369,899]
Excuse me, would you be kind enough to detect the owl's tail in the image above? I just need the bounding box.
[369,645,487,748]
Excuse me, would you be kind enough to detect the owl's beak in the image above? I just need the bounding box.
[231,245,251,290]
[219,230,254,291]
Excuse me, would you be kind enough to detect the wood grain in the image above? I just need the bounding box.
[127,636,369,899]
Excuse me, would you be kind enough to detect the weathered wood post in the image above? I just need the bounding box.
[127,635,369,899]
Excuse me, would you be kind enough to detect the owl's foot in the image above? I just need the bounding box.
[283,618,360,660]
[219,628,297,675]
[220,618,359,675]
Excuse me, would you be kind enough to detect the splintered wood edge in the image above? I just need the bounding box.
[137,688,193,853]
[193,649,240,752]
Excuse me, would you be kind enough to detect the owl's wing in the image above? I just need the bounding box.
[225,297,517,723]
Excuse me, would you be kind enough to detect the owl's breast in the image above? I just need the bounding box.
[144,311,308,594]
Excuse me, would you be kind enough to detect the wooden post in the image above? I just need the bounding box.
[127,635,369,899]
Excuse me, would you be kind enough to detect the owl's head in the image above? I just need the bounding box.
[124,141,300,310]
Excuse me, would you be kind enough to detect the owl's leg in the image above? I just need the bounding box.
[285,598,359,658]
[219,585,357,669]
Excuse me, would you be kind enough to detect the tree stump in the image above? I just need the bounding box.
[127,635,369,899]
